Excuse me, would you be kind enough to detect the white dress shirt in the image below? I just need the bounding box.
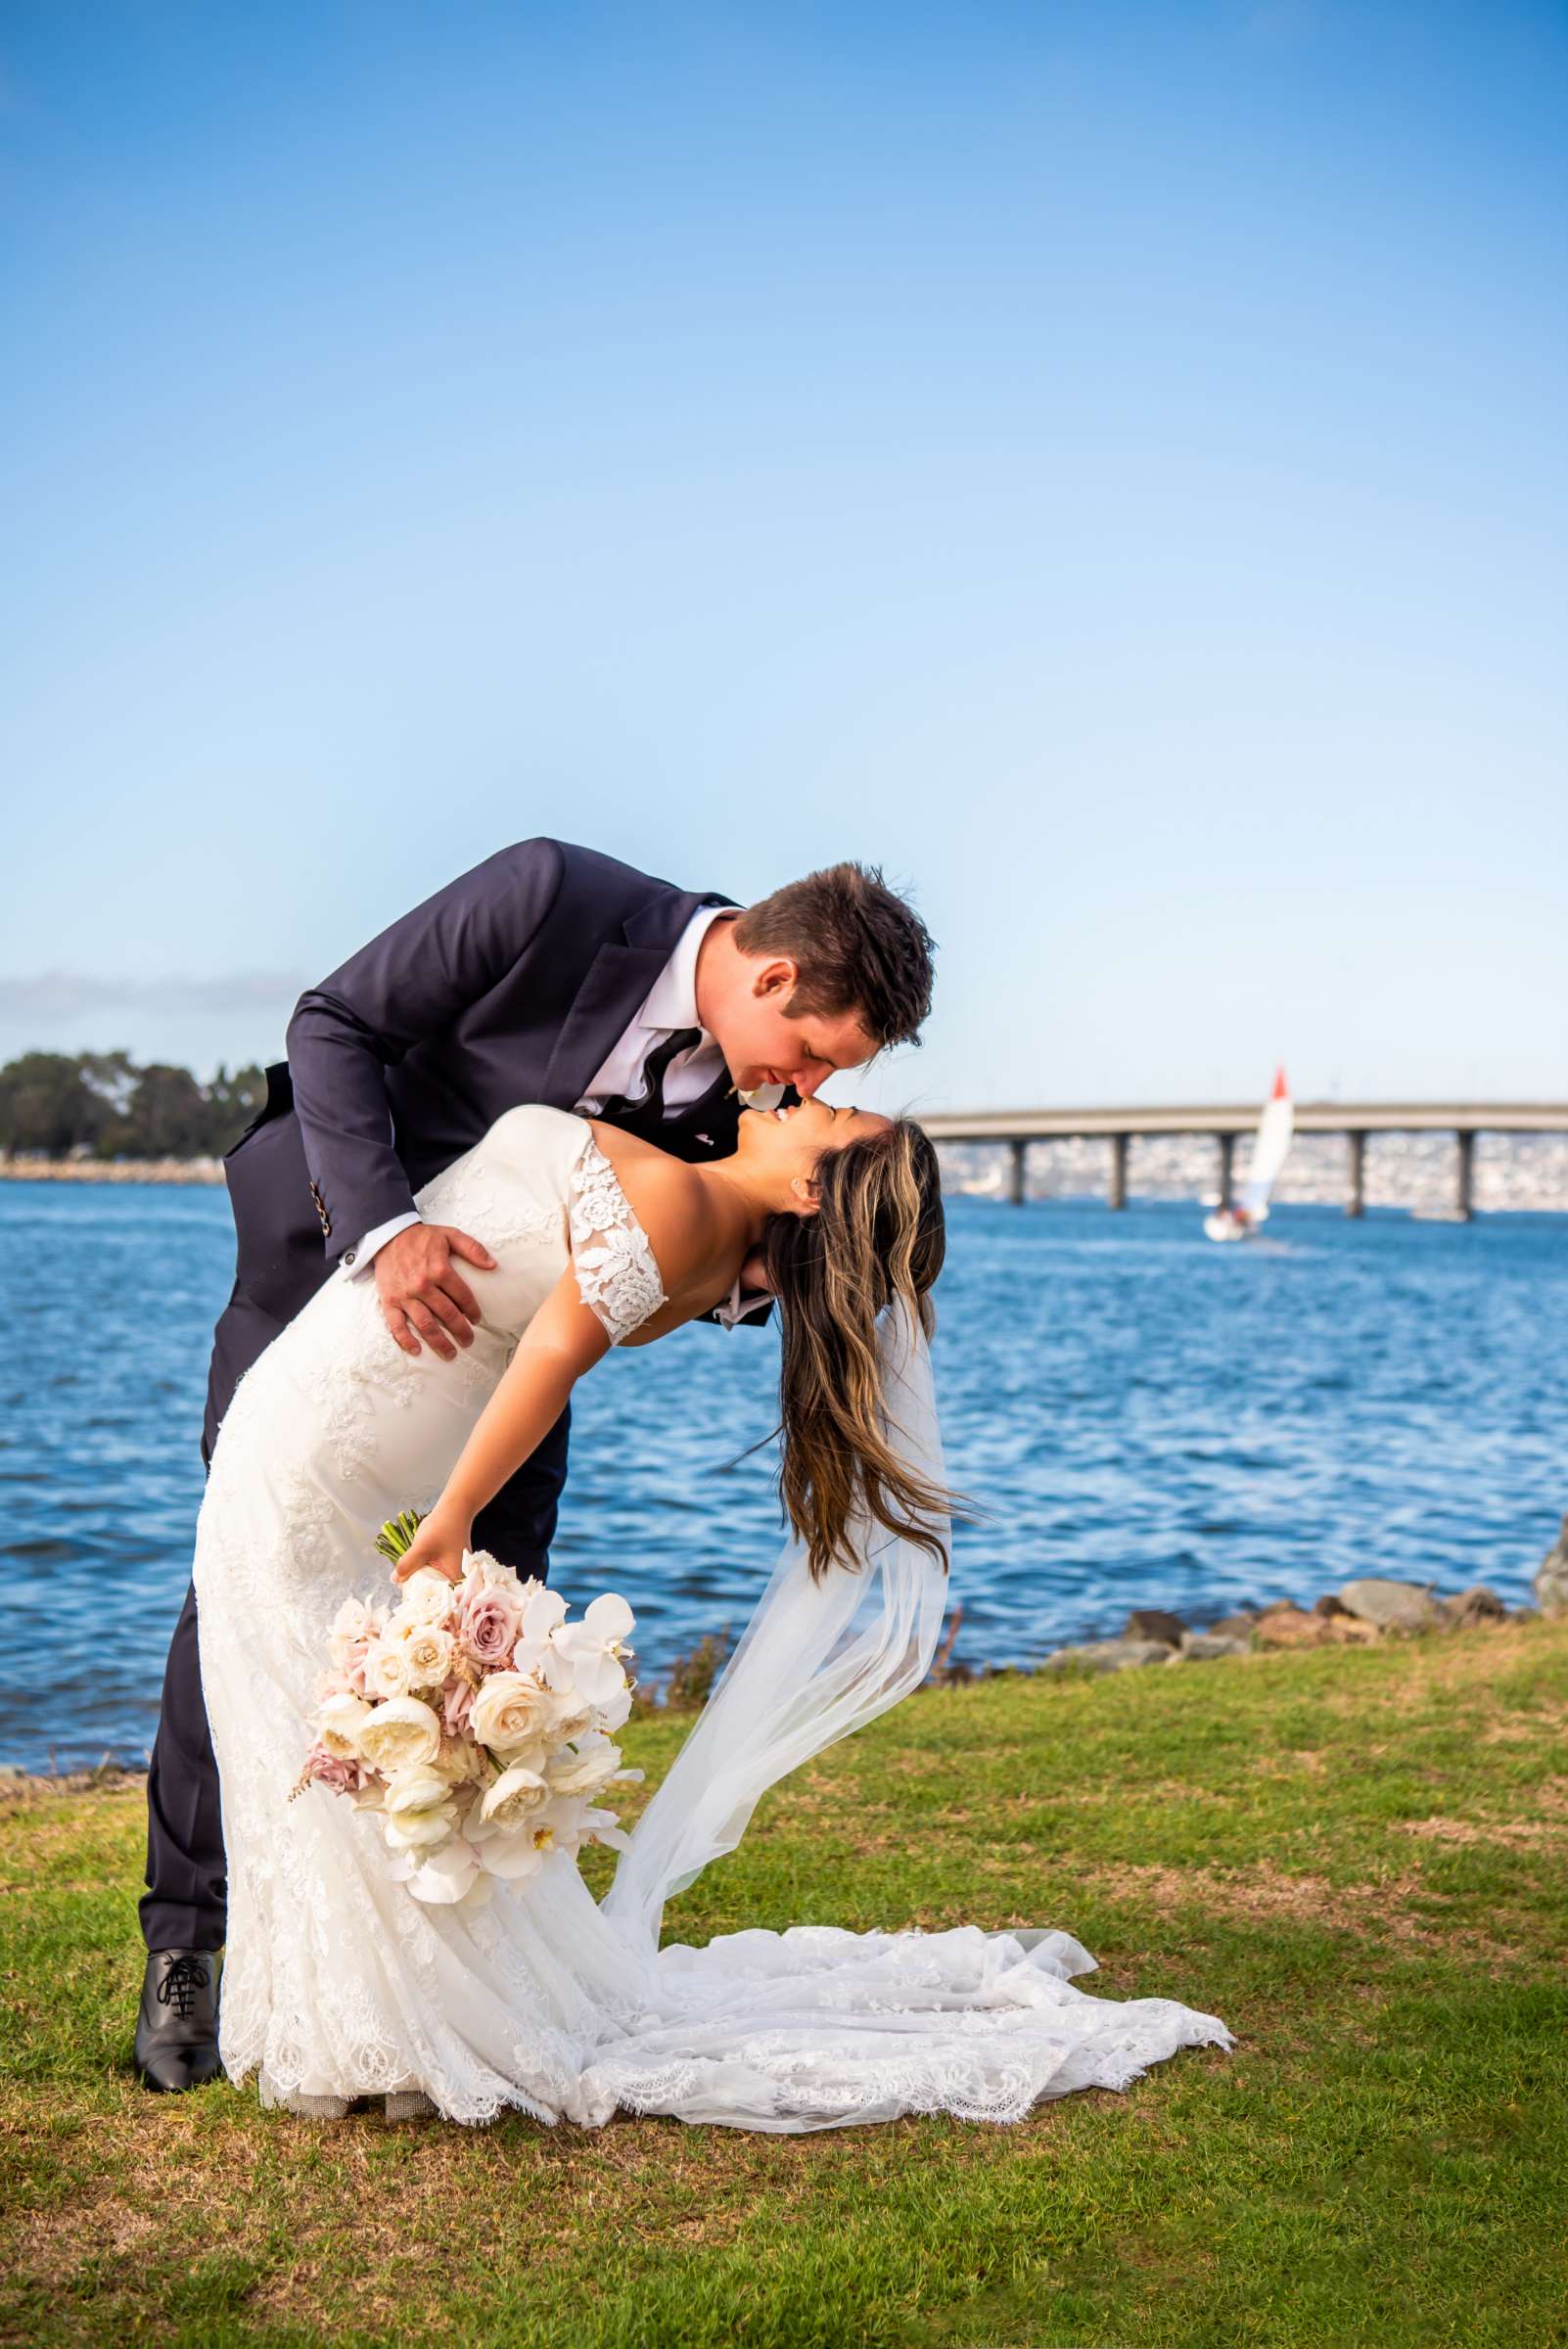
[347,903,778,1325]
[576,902,735,1115]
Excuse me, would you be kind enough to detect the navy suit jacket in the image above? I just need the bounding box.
[222,839,753,1332]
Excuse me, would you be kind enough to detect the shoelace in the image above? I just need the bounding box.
[157,1956,210,2019]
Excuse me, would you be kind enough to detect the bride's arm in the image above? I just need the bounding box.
[393,1162,720,1583]
[392,1271,615,1584]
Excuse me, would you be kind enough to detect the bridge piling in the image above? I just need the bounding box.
[1007,1137,1028,1207]
[1217,1132,1236,1212]
[1348,1129,1366,1219]
[1109,1132,1129,1211]
[1456,1129,1475,1221]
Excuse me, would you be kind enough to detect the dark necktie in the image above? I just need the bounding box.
[594,1027,705,1144]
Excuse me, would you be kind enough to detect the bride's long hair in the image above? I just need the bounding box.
[761,1118,955,1584]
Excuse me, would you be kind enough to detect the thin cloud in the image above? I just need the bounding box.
[0,972,309,1023]
[1242,0,1324,41]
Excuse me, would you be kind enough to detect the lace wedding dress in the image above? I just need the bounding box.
[195,1104,1233,2131]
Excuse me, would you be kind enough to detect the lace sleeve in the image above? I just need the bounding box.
[568,1138,669,1346]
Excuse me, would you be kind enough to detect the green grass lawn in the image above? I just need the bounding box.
[4,1618,1566,2349]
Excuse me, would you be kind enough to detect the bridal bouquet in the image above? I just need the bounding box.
[293,1513,642,1908]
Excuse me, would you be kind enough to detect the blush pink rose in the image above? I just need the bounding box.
[303,1745,365,1795]
[344,1638,376,1697]
[442,1677,478,1734]
[457,1582,525,1669]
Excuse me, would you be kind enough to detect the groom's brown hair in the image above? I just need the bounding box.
[733,862,935,1052]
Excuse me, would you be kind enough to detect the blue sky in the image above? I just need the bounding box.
[4,1,1565,1113]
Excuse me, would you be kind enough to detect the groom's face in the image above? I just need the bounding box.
[715,966,876,1099]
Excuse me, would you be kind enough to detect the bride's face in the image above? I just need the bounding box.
[739,1096,892,1212]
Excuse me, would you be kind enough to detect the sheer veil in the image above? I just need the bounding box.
[601,1299,949,1953]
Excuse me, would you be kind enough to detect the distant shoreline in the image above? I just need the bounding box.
[0,1155,224,1186]
[3,1151,1568,1221]
[3,1145,1566,1216]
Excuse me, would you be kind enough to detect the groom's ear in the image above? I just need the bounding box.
[752,955,799,1001]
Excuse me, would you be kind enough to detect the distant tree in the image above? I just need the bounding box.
[0,1050,274,1160]
[119,1063,213,1159]
[78,1049,140,1119]
[203,1062,267,1156]
[0,1052,120,1156]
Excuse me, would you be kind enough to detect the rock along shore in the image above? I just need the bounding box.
[934,1534,1567,1682]
[0,1154,224,1186]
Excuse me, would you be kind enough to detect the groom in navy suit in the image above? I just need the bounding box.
[136,838,936,2090]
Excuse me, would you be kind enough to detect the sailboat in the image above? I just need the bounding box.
[1205,1069,1294,1243]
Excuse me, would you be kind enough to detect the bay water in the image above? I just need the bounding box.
[3,1180,1563,1773]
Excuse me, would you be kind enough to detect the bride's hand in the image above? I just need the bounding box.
[392,1502,473,1587]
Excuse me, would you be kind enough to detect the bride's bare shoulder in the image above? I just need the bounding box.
[579,1124,718,1282]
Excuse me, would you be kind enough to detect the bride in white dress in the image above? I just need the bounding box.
[195,1096,1232,2130]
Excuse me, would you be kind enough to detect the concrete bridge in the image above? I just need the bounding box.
[916,1103,1568,1220]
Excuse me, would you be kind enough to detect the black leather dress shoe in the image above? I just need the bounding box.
[134,1949,223,2093]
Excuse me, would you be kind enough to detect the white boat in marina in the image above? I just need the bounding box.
[1205,1069,1294,1242]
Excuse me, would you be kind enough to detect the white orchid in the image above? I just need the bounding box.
[389,1836,490,1907]
[593,1679,634,1734]
[470,1818,554,1882]
[544,1728,641,1801]
[580,1803,632,1854]
[509,1586,574,1690]
[533,1791,632,1858]
[549,1593,635,1707]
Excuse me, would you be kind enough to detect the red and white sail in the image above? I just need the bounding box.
[1238,1067,1294,1222]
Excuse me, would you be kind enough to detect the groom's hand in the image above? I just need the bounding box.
[738,1247,775,1297]
[375,1223,497,1360]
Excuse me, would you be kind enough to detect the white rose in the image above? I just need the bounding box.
[478,1764,550,1827]
[363,1639,414,1701]
[328,1595,381,1663]
[547,1690,594,1745]
[395,1567,460,1629]
[356,1694,443,1776]
[316,1690,372,1760]
[461,1549,530,1597]
[382,1764,456,1853]
[469,1671,558,1759]
[400,1625,454,1689]
[431,1735,485,1786]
